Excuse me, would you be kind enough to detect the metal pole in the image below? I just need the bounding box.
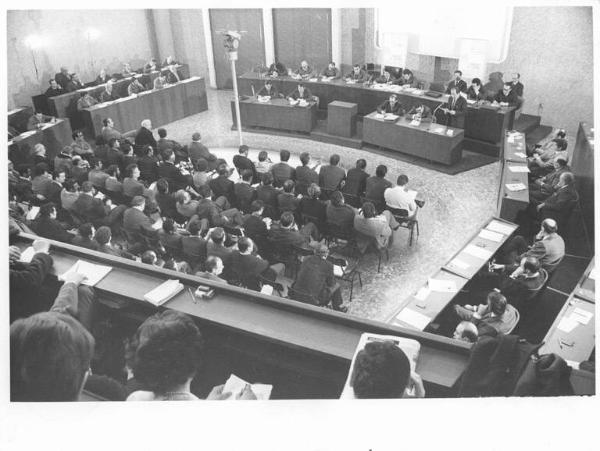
[230,58,243,146]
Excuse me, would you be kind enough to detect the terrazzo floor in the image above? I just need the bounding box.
[151,88,504,322]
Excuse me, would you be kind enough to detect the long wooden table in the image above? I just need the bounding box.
[8,118,73,166]
[81,76,208,138]
[231,98,317,133]
[237,72,515,147]
[8,106,34,134]
[362,113,464,165]
[13,233,470,392]
[498,131,530,222]
[387,217,518,330]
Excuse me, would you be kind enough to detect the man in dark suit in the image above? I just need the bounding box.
[105,138,124,169]
[291,244,346,312]
[157,149,190,192]
[398,69,415,87]
[344,64,367,82]
[73,181,109,224]
[233,170,257,214]
[287,83,313,101]
[54,67,72,89]
[32,203,74,244]
[230,237,282,286]
[157,128,186,161]
[232,145,258,182]
[325,191,357,230]
[123,196,158,236]
[267,60,287,77]
[45,79,64,98]
[441,86,467,128]
[365,165,392,208]
[134,119,157,149]
[256,172,280,219]
[510,73,524,98]
[295,152,319,196]
[270,149,295,188]
[376,94,404,115]
[181,220,207,270]
[243,201,271,258]
[189,132,218,170]
[467,78,485,101]
[537,172,578,220]
[445,70,467,94]
[268,212,317,253]
[342,159,369,200]
[406,104,433,121]
[209,166,235,205]
[319,154,346,192]
[256,80,280,98]
[65,73,85,92]
[494,83,519,106]
[376,69,398,85]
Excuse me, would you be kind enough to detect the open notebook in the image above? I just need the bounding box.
[340,333,421,399]
[59,260,112,287]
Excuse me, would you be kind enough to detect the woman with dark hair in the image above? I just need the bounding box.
[10,311,95,401]
[126,311,205,401]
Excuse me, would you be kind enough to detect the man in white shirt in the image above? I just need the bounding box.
[384,174,416,218]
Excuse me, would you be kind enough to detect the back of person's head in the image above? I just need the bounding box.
[351,340,411,399]
[175,189,187,204]
[330,191,344,207]
[241,169,253,182]
[192,132,201,141]
[261,172,274,186]
[106,165,119,177]
[258,150,269,162]
[280,211,295,228]
[108,137,118,148]
[280,149,290,162]
[39,202,56,218]
[238,144,249,155]
[195,158,208,172]
[556,129,567,139]
[156,178,169,194]
[523,256,541,274]
[141,119,151,129]
[162,218,175,234]
[95,226,112,245]
[102,118,110,127]
[488,291,507,316]
[33,162,49,177]
[130,310,203,395]
[552,138,568,151]
[188,219,202,236]
[81,181,94,193]
[126,164,138,178]
[330,154,340,166]
[63,178,77,192]
[10,312,94,401]
[356,159,367,170]
[131,195,145,208]
[561,172,574,185]
[454,321,479,343]
[162,148,175,162]
[375,165,387,178]
[307,183,321,199]
[542,218,558,234]
[299,152,310,166]
[210,227,225,244]
[157,128,167,138]
[250,200,264,214]
[282,179,295,193]
[78,222,94,239]
[141,250,157,265]
[362,202,377,218]
[472,78,481,86]
[205,256,222,273]
[237,236,252,253]
[397,174,409,186]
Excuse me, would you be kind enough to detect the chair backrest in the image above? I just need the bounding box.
[523,269,549,302]
[505,306,520,334]
[288,286,319,306]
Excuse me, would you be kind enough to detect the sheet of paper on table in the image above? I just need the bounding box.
[223,374,273,400]
[415,286,431,301]
[395,308,431,330]
[449,258,470,270]
[587,266,597,280]
[508,165,530,173]
[478,229,504,242]
[19,247,36,263]
[514,152,527,158]
[557,317,578,333]
[463,244,493,260]
[428,278,458,292]
[505,183,527,192]
[59,260,113,287]
[486,220,514,235]
[570,308,593,325]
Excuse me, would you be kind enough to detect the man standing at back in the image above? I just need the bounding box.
[135,119,157,149]
[232,145,258,183]
[188,132,218,170]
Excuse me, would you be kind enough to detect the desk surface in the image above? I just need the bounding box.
[234,97,317,133]
[498,131,530,222]
[575,258,595,303]
[13,233,470,388]
[8,118,73,162]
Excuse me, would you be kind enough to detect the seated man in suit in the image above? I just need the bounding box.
[77,92,98,111]
[445,70,467,94]
[135,119,158,149]
[295,152,319,196]
[157,128,186,161]
[510,73,524,98]
[467,78,485,101]
[345,64,367,83]
[287,83,314,102]
[196,186,244,228]
[73,181,126,228]
[406,103,432,121]
[99,80,120,103]
[256,79,280,98]
[27,111,55,131]
[326,191,357,231]
[530,157,570,203]
[268,211,319,254]
[321,62,340,79]
[536,172,578,220]
[270,149,295,188]
[65,73,85,92]
[95,68,111,85]
[398,69,415,87]
[54,67,71,89]
[153,74,167,90]
[95,226,135,260]
[157,149,190,192]
[319,154,346,192]
[243,200,271,257]
[234,169,257,214]
[291,244,346,312]
[342,159,369,201]
[494,82,518,106]
[376,69,398,85]
[164,65,181,84]
[267,60,287,77]
[209,165,236,205]
[294,60,314,79]
[101,118,122,143]
[45,79,63,98]
[196,256,227,283]
[454,291,519,335]
[528,139,568,178]
[365,165,392,208]
[127,77,146,96]
[353,201,399,250]
[123,195,158,237]
[440,86,467,128]
[233,145,258,182]
[188,132,218,170]
[256,172,280,218]
[376,94,404,115]
[143,57,158,74]
[230,237,284,286]
[277,180,300,220]
[489,256,547,307]
[32,202,75,244]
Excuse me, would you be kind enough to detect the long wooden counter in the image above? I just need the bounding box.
[497,131,530,222]
[13,232,470,394]
[8,118,73,165]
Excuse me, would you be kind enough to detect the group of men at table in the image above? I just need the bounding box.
[43,55,183,109]
[257,60,524,129]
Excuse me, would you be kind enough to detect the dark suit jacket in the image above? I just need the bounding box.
[268,224,309,250]
[511,81,524,97]
[299,197,327,225]
[345,69,368,82]
[181,235,207,263]
[233,182,257,213]
[256,185,280,218]
[257,85,280,97]
[55,72,71,89]
[33,216,74,243]
[319,165,346,191]
[295,165,319,195]
[106,148,124,169]
[123,207,155,235]
[494,89,519,105]
[467,86,485,101]
[292,255,336,304]
[376,73,398,84]
[268,62,287,76]
[137,155,159,183]
[326,204,356,230]
[209,175,235,204]
[445,79,468,94]
[189,142,218,169]
[155,192,179,220]
[10,253,54,322]
[232,154,257,180]
[134,127,157,149]
[377,100,404,115]
[157,161,188,191]
[73,193,107,223]
[342,168,369,197]
[270,162,295,188]
[277,192,299,214]
[443,95,467,129]
[542,185,578,213]
[230,251,269,278]
[365,176,392,205]
[243,215,269,243]
[287,87,313,101]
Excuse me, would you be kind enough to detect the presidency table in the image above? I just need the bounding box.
[8,118,73,166]
[231,98,317,133]
[238,73,515,148]
[81,76,208,138]
[362,113,464,165]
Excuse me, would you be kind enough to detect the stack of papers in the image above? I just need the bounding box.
[449,258,470,270]
[333,264,347,277]
[505,183,527,192]
[383,113,399,121]
[223,374,272,400]
[486,220,514,235]
[143,279,183,306]
[59,260,113,287]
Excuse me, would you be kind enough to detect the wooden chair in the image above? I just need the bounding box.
[354,230,389,273]
[327,254,362,302]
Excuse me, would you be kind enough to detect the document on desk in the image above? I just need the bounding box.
[143,279,183,306]
[449,258,470,270]
[478,229,504,242]
[223,374,273,400]
[395,308,431,330]
[570,308,593,325]
[486,220,514,235]
[428,278,458,292]
[19,247,36,263]
[340,333,421,399]
[505,183,527,192]
[59,260,112,287]
[414,286,431,301]
[463,244,493,260]
[587,266,597,280]
[557,316,578,333]
[513,152,527,158]
[26,206,40,221]
[508,165,530,173]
